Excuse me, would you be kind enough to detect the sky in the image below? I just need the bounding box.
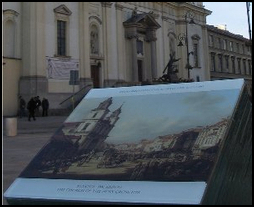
[203,2,252,39]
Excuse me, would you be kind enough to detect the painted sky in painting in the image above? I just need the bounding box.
[66,89,240,144]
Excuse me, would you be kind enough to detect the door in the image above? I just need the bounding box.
[138,60,143,82]
[91,65,100,88]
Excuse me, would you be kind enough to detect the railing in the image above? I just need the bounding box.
[59,84,92,109]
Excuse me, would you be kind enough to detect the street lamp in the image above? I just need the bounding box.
[177,11,195,79]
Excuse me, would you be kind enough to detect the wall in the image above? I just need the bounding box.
[3,58,21,116]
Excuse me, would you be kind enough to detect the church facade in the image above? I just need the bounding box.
[3,2,211,116]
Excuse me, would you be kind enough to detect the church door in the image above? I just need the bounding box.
[91,65,100,88]
[138,60,143,82]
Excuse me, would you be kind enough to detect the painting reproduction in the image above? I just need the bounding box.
[20,80,242,182]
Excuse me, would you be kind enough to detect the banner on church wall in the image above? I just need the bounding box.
[46,57,79,80]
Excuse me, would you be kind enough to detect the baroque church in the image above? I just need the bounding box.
[62,97,122,153]
[3,2,211,116]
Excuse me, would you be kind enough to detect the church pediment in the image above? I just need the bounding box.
[54,4,72,16]
[123,13,161,29]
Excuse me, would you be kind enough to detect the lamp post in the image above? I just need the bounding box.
[177,11,195,79]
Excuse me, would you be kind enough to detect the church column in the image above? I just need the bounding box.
[79,2,92,88]
[125,27,138,82]
[20,2,47,96]
[115,3,125,82]
[131,36,138,82]
[146,29,158,79]
[101,2,113,86]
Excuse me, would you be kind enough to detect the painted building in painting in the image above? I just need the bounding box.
[3,2,211,116]
[62,97,122,152]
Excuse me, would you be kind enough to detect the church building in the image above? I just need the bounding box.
[3,2,211,116]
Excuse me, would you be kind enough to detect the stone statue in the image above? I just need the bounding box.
[159,52,181,83]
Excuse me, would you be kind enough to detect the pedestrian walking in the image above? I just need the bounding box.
[18,96,26,118]
[27,97,37,121]
[42,97,49,117]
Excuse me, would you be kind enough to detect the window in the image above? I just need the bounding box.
[236,43,239,53]
[222,39,227,50]
[248,60,252,75]
[231,56,235,73]
[54,5,72,57]
[211,53,216,71]
[237,58,241,74]
[218,54,223,72]
[229,41,233,51]
[243,59,247,75]
[57,20,66,56]
[242,44,245,54]
[209,35,214,47]
[225,55,229,72]
[4,20,15,57]
[82,123,91,131]
[3,9,19,58]
[137,39,144,55]
[193,43,198,67]
[218,38,221,49]
[191,34,200,68]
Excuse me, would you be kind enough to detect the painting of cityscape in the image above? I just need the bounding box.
[20,84,241,182]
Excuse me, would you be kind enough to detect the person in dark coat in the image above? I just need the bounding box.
[27,97,37,121]
[35,96,42,117]
[42,97,49,117]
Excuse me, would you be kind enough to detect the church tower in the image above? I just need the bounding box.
[63,97,122,153]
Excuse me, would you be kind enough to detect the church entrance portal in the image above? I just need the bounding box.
[91,65,100,88]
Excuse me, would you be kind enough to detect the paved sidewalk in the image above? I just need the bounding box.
[2,116,68,205]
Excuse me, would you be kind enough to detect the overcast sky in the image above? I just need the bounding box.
[203,2,252,39]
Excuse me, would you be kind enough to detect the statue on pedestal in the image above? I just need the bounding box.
[159,52,180,83]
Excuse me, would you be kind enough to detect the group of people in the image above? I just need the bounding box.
[18,95,49,121]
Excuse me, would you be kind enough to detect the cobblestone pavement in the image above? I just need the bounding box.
[2,116,68,205]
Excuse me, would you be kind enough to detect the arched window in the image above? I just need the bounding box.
[191,34,201,68]
[90,25,99,55]
[3,9,19,58]
[4,20,15,57]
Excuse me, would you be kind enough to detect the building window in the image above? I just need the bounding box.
[242,44,245,54]
[3,9,19,58]
[211,53,216,71]
[225,55,229,72]
[82,123,91,131]
[243,59,247,75]
[222,39,227,50]
[57,20,66,56]
[137,39,144,55]
[4,20,15,58]
[231,56,235,73]
[191,34,200,68]
[218,38,221,49]
[209,35,214,47]
[236,43,239,53]
[237,58,241,74]
[229,41,233,51]
[248,60,252,75]
[193,43,199,67]
[218,54,223,72]
[54,4,72,57]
